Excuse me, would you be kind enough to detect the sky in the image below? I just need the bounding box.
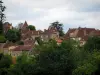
[3,0,100,32]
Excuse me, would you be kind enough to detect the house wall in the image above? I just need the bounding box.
[50,32,59,39]
[32,35,40,40]
[3,48,10,55]
[11,51,22,57]
[11,51,30,57]
[41,35,49,42]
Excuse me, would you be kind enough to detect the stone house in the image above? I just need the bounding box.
[20,21,59,42]
[40,27,59,41]
[10,45,33,57]
[3,22,13,33]
[64,27,100,45]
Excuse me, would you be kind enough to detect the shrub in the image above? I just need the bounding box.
[0,35,6,43]
[17,41,24,45]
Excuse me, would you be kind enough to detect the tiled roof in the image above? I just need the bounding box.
[43,27,58,35]
[3,42,17,48]
[77,29,84,37]
[64,28,76,38]
[64,27,100,41]
[90,30,100,36]
[24,39,34,45]
[21,21,28,29]
[56,39,63,43]
[21,29,29,34]
[13,45,33,51]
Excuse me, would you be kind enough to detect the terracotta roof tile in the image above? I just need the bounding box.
[24,39,34,45]
[64,28,76,38]
[56,39,63,43]
[3,42,16,48]
[22,21,28,29]
[13,45,33,51]
[64,27,98,40]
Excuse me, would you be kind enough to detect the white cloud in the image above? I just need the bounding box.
[3,0,100,32]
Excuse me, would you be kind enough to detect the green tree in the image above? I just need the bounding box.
[84,36,100,52]
[33,40,75,75]
[0,0,6,34]
[9,53,36,75]
[35,37,43,45]
[0,53,12,75]
[5,29,21,43]
[27,25,36,30]
[50,21,64,36]
[0,35,6,43]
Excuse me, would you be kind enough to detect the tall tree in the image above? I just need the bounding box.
[5,29,21,43]
[27,25,36,30]
[84,36,100,52]
[50,21,64,36]
[0,0,6,34]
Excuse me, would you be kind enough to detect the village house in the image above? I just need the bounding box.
[1,21,59,56]
[64,27,100,45]
[3,22,13,33]
[3,39,35,57]
[40,27,59,41]
[20,21,59,42]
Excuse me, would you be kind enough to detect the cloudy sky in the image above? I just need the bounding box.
[3,0,100,32]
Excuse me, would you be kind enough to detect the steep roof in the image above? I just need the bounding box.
[64,27,100,41]
[24,39,34,45]
[64,28,76,39]
[21,21,28,29]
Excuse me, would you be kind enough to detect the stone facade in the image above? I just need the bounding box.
[64,27,100,45]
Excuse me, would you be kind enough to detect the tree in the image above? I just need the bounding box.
[0,54,12,75]
[35,37,43,45]
[84,36,100,52]
[0,35,6,43]
[50,21,64,36]
[33,40,75,75]
[0,0,6,34]
[9,53,36,75]
[27,25,36,30]
[5,29,21,43]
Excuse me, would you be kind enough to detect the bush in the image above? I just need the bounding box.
[17,41,24,45]
[0,35,6,43]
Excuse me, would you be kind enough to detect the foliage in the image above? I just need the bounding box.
[84,36,100,52]
[5,29,21,43]
[50,21,64,36]
[27,25,36,30]
[0,35,6,43]
[0,53,12,75]
[33,40,76,75]
[1,39,100,75]
[0,21,3,34]
[8,53,36,75]
[35,37,43,45]
[17,41,24,45]
[0,1,6,34]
